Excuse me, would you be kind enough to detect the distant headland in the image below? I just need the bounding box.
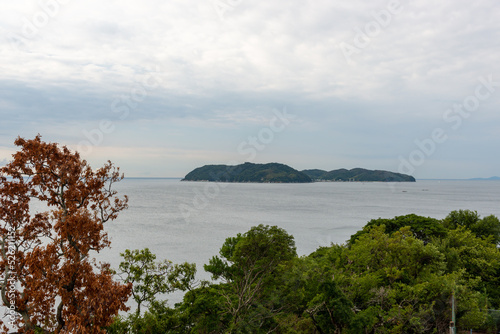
[182,163,416,183]
[468,176,500,181]
[302,168,415,182]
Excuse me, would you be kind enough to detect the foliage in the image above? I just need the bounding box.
[106,249,197,333]
[433,226,500,308]
[107,301,185,334]
[348,214,447,245]
[118,248,196,315]
[203,224,297,332]
[0,136,131,333]
[306,279,353,333]
[177,284,232,333]
[443,209,500,245]
[341,225,489,332]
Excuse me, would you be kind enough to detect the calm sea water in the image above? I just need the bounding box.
[100,179,500,275]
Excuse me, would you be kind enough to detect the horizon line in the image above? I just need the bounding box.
[122,177,500,181]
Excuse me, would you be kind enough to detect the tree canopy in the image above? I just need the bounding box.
[0,136,131,333]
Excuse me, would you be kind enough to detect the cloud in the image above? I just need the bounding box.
[0,147,15,166]
[0,0,499,178]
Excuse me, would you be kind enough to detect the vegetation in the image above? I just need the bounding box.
[106,210,500,333]
[108,249,197,333]
[183,163,416,183]
[302,168,416,182]
[117,248,197,316]
[203,225,296,332]
[182,162,312,183]
[0,136,131,333]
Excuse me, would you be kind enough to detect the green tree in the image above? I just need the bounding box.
[204,224,297,332]
[108,249,197,334]
[474,214,500,245]
[442,210,480,230]
[108,300,185,334]
[443,209,500,245]
[340,225,489,332]
[253,244,350,333]
[433,226,500,309]
[176,284,231,333]
[118,248,196,315]
[306,279,353,333]
[349,214,447,245]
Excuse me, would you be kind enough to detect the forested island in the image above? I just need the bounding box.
[182,162,415,183]
[182,162,312,183]
[302,167,416,182]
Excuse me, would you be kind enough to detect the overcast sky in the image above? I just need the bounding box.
[1,0,499,179]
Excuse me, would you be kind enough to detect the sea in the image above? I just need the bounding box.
[97,178,500,304]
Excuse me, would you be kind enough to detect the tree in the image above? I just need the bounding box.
[441,210,500,308]
[434,226,500,309]
[118,248,196,316]
[273,246,351,333]
[306,279,353,334]
[442,210,480,230]
[349,214,447,245]
[173,285,230,333]
[338,225,489,332]
[204,224,296,331]
[107,249,197,333]
[443,210,500,245]
[0,136,131,333]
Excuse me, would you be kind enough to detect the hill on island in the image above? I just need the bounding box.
[183,164,416,183]
[301,168,416,182]
[182,162,312,183]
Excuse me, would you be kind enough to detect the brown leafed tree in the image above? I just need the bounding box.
[0,136,132,333]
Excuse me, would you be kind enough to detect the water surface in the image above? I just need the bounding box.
[101,179,500,272]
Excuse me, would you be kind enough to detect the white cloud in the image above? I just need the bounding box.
[0,147,15,164]
[1,0,499,178]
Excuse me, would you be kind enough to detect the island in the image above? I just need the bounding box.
[182,162,312,183]
[301,168,416,182]
[182,163,416,183]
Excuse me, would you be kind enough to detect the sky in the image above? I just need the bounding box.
[1,0,499,179]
